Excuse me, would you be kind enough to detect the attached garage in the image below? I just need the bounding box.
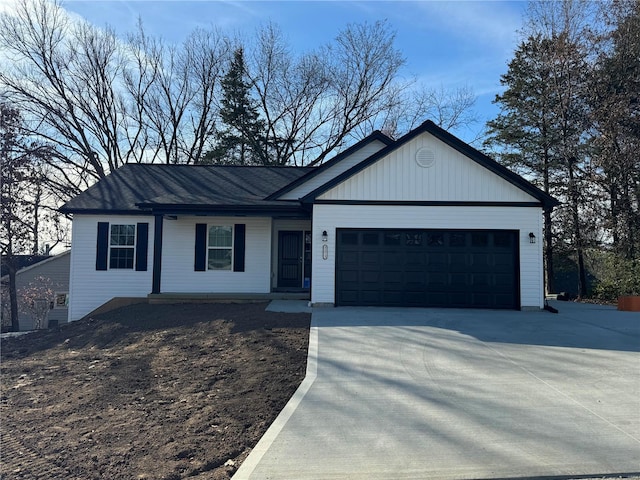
[303,121,559,311]
[336,229,519,309]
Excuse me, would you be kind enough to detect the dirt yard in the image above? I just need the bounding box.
[0,302,310,480]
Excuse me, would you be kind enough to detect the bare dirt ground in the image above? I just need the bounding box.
[0,302,310,480]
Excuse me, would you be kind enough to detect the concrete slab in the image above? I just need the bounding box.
[234,303,640,480]
[265,300,312,313]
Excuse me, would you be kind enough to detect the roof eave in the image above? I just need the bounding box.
[266,131,394,201]
[301,120,560,209]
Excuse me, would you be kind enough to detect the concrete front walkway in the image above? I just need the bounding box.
[234,302,640,480]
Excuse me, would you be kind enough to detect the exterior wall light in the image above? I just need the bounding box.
[529,232,536,244]
[322,230,328,260]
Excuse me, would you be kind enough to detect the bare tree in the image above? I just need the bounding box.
[357,83,478,141]
[248,21,406,166]
[0,0,126,186]
[124,24,228,165]
[1,0,228,177]
[1,102,53,331]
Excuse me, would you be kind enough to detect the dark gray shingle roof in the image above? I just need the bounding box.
[60,164,313,214]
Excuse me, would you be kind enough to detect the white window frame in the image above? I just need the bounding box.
[109,224,136,269]
[207,225,233,271]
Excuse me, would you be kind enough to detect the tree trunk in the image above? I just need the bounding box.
[542,145,554,294]
[544,207,555,294]
[568,160,587,298]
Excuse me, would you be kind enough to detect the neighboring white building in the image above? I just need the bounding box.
[1,252,70,331]
[60,121,559,321]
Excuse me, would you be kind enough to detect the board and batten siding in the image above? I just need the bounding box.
[279,140,388,200]
[161,216,272,293]
[68,215,154,322]
[319,132,537,203]
[311,205,544,309]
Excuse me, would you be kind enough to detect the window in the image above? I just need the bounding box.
[405,233,422,246]
[110,224,135,269]
[54,292,68,309]
[208,226,233,270]
[384,232,401,245]
[427,232,444,247]
[472,232,488,247]
[450,233,466,247]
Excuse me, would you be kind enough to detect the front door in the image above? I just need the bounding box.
[278,231,303,288]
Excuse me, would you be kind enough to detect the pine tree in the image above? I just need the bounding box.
[485,35,563,294]
[485,29,592,297]
[589,0,640,260]
[205,48,268,165]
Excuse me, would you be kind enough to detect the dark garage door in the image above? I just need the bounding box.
[336,229,519,309]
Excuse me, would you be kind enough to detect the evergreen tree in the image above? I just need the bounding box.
[486,28,592,297]
[589,0,640,260]
[485,35,563,294]
[205,48,268,165]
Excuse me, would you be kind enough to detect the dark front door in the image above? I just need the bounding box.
[278,231,303,288]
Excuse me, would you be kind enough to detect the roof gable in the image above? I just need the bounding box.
[303,121,559,208]
[267,131,394,201]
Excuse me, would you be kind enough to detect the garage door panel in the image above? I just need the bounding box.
[405,251,425,265]
[471,293,492,307]
[449,272,467,288]
[339,270,359,283]
[361,290,382,303]
[339,251,359,265]
[361,251,380,264]
[449,253,468,270]
[361,270,381,284]
[495,273,515,287]
[336,229,518,309]
[383,270,404,284]
[471,273,491,287]
[469,254,491,270]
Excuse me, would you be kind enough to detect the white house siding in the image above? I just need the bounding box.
[319,132,537,203]
[68,215,155,322]
[311,205,544,309]
[279,140,388,200]
[161,216,272,294]
[270,219,312,289]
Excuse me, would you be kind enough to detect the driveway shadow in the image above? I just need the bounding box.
[313,301,640,352]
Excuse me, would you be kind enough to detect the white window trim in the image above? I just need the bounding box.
[109,224,136,270]
[207,225,234,271]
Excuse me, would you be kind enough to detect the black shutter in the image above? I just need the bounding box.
[96,222,109,271]
[135,223,149,271]
[194,223,207,271]
[233,224,246,272]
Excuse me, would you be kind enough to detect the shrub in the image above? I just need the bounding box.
[591,253,640,302]
[18,276,56,329]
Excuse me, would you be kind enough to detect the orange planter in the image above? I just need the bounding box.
[618,296,640,311]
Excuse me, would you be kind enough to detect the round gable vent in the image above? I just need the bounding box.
[416,147,436,168]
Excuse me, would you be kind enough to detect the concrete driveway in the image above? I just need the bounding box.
[235,302,640,479]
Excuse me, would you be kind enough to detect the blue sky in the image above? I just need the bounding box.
[13,0,529,142]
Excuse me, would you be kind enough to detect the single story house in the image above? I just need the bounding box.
[1,251,71,330]
[60,121,558,322]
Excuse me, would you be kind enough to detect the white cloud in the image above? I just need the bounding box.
[411,1,524,54]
